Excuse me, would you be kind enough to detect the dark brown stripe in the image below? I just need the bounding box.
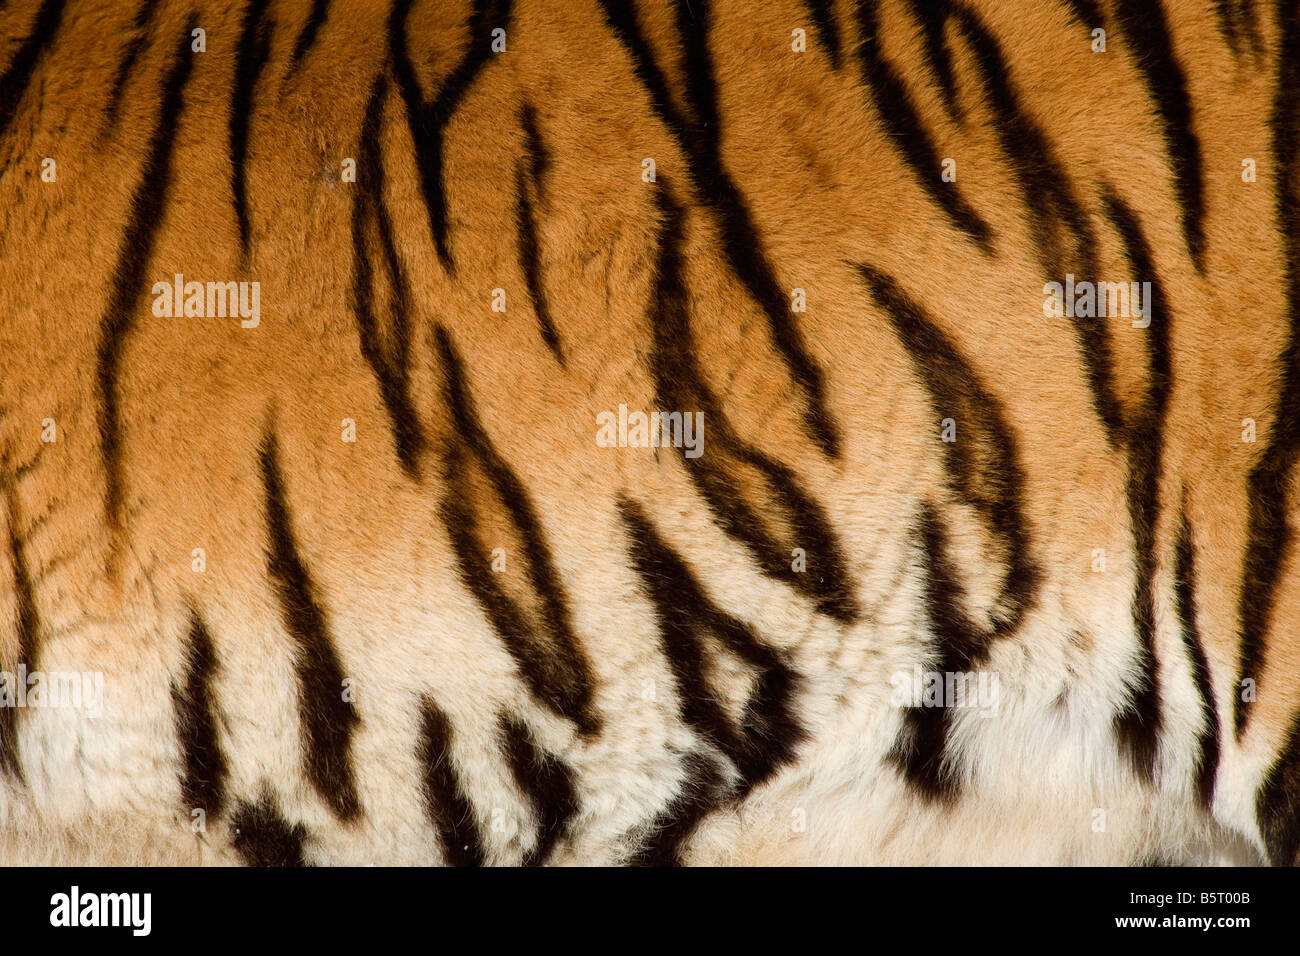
[1174,505,1219,810]
[102,0,164,136]
[500,715,579,866]
[260,431,362,822]
[619,497,805,793]
[628,752,730,866]
[1235,0,1300,739]
[802,0,842,69]
[598,0,843,460]
[677,0,840,458]
[1064,0,1105,28]
[0,0,67,143]
[434,325,601,736]
[418,697,485,866]
[171,609,228,817]
[515,103,564,363]
[1103,190,1171,781]
[1112,0,1206,272]
[287,0,331,74]
[0,486,38,781]
[230,790,308,866]
[950,1,1124,448]
[857,264,1040,635]
[1213,0,1263,59]
[888,504,990,802]
[648,185,859,623]
[857,262,1041,801]
[230,0,274,263]
[1259,712,1300,864]
[1238,0,1263,57]
[350,72,425,477]
[388,0,513,273]
[96,25,196,575]
[904,0,960,121]
[1213,0,1242,52]
[854,1,993,248]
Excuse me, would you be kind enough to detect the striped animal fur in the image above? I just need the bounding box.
[0,0,1298,865]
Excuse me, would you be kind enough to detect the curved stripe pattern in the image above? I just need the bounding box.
[419,697,486,866]
[434,326,601,737]
[230,790,308,866]
[96,25,197,578]
[350,73,426,478]
[1102,189,1172,782]
[620,497,806,862]
[854,1,993,248]
[172,610,229,818]
[599,0,844,460]
[388,0,514,273]
[261,431,363,822]
[1235,0,1300,739]
[857,264,1040,800]
[649,186,859,623]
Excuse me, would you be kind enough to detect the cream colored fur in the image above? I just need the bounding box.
[0,0,1295,864]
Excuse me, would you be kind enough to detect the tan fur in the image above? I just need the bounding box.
[0,0,1296,864]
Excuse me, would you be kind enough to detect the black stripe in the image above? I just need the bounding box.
[619,497,806,793]
[96,25,196,576]
[500,716,579,866]
[676,0,840,459]
[434,325,601,736]
[1063,0,1105,29]
[950,2,1124,448]
[1112,0,1206,272]
[287,0,331,74]
[1259,713,1300,864]
[1174,505,1219,811]
[1102,190,1171,781]
[598,0,843,460]
[906,0,960,120]
[0,487,38,782]
[858,263,1041,801]
[515,103,564,363]
[854,2,993,249]
[946,1,1093,277]
[260,431,362,822]
[1214,0,1265,61]
[1238,0,1263,58]
[802,0,842,69]
[103,0,163,136]
[596,0,688,134]
[350,72,425,477]
[1212,0,1241,52]
[230,791,308,866]
[1235,0,1300,739]
[171,609,228,817]
[389,0,513,273]
[888,504,991,802]
[418,698,486,866]
[857,264,1040,634]
[628,753,730,866]
[0,0,67,143]
[648,187,859,622]
[231,0,274,263]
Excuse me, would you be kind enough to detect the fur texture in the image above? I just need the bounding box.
[0,0,1297,865]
